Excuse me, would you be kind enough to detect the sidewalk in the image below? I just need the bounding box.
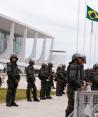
[0,76,67,117]
[0,96,67,117]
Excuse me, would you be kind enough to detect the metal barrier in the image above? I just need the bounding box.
[73,91,98,117]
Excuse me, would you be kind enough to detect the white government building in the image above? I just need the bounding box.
[0,14,54,66]
[0,13,66,72]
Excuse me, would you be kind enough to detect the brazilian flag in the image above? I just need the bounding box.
[87,5,98,22]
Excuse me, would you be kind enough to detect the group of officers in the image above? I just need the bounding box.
[5,53,67,107]
[5,53,98,117]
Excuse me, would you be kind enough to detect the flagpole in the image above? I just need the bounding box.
[82,1,87,54]
[94,23,97,63]
[76,0,80,52]
[89,21,93,67]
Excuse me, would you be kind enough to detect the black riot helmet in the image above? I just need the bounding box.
[57,66,62,71]
[42,63,47,68]
[48,62,53,68]
[72,53,82,62]
[62,64,66,69]
[29,59,35,65]
[10,53,18,61]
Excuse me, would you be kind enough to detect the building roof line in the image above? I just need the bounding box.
[0,13,53,38]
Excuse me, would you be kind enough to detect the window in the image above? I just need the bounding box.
[0,31,8,54]
[13,36,22,54]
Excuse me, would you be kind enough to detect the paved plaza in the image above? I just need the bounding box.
[0,95,67,117]
[0,75,67,117]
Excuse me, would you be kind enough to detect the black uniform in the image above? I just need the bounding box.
[84,69,92,82]
[55,66,65,96]
[61,67,67,94]
[25,64,39,101]
[66,63,83,116]
[89,71,98,90]
[6,62,20,106]
[39,64,48,99]
[50,71,55,89]
[46,64,53,99]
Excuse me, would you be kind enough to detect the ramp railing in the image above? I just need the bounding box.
[73,91,98,117]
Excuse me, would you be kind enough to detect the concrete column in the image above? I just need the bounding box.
[37,37,46,62]
[25,32,38,63]
[31,32,38,59]
[0,22,15,59]
[46,38,54,62]
[18,27,27,62]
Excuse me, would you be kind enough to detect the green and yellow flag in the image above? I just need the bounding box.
[87,5,98,22]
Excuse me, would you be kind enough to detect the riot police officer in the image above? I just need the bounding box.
[38,63,48,100]
[46,62,53,99]
[66,53,85,117]
[6,54,20,107]
[61,65,67,94]
[55,66,65,96]
[90,64,98,90]
[25,59,39,102]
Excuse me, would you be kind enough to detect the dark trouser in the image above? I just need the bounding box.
[66,85,75,117]
[46,81,51,98]
[6,81,18,104]
[40,80,46,99]
[56,80,63,96]
[61,80,66,93]
[26,82,37,100]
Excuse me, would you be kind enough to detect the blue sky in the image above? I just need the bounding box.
[0,0,98,67]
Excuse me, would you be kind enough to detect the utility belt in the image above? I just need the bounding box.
[69,79,81,88]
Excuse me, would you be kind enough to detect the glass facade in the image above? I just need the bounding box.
[0,30,22,55]
[13,36,22,54]
[0,31,9,54]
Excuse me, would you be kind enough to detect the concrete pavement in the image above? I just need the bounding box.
[0,96,67,117]
[0,75,67,117]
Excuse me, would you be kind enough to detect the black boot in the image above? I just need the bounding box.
[11,102,19,107]
[33,98,40,102]
[6,103,12,107]
[27,99,32,102]
[46,96,53,99]
[40,97,46,100]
